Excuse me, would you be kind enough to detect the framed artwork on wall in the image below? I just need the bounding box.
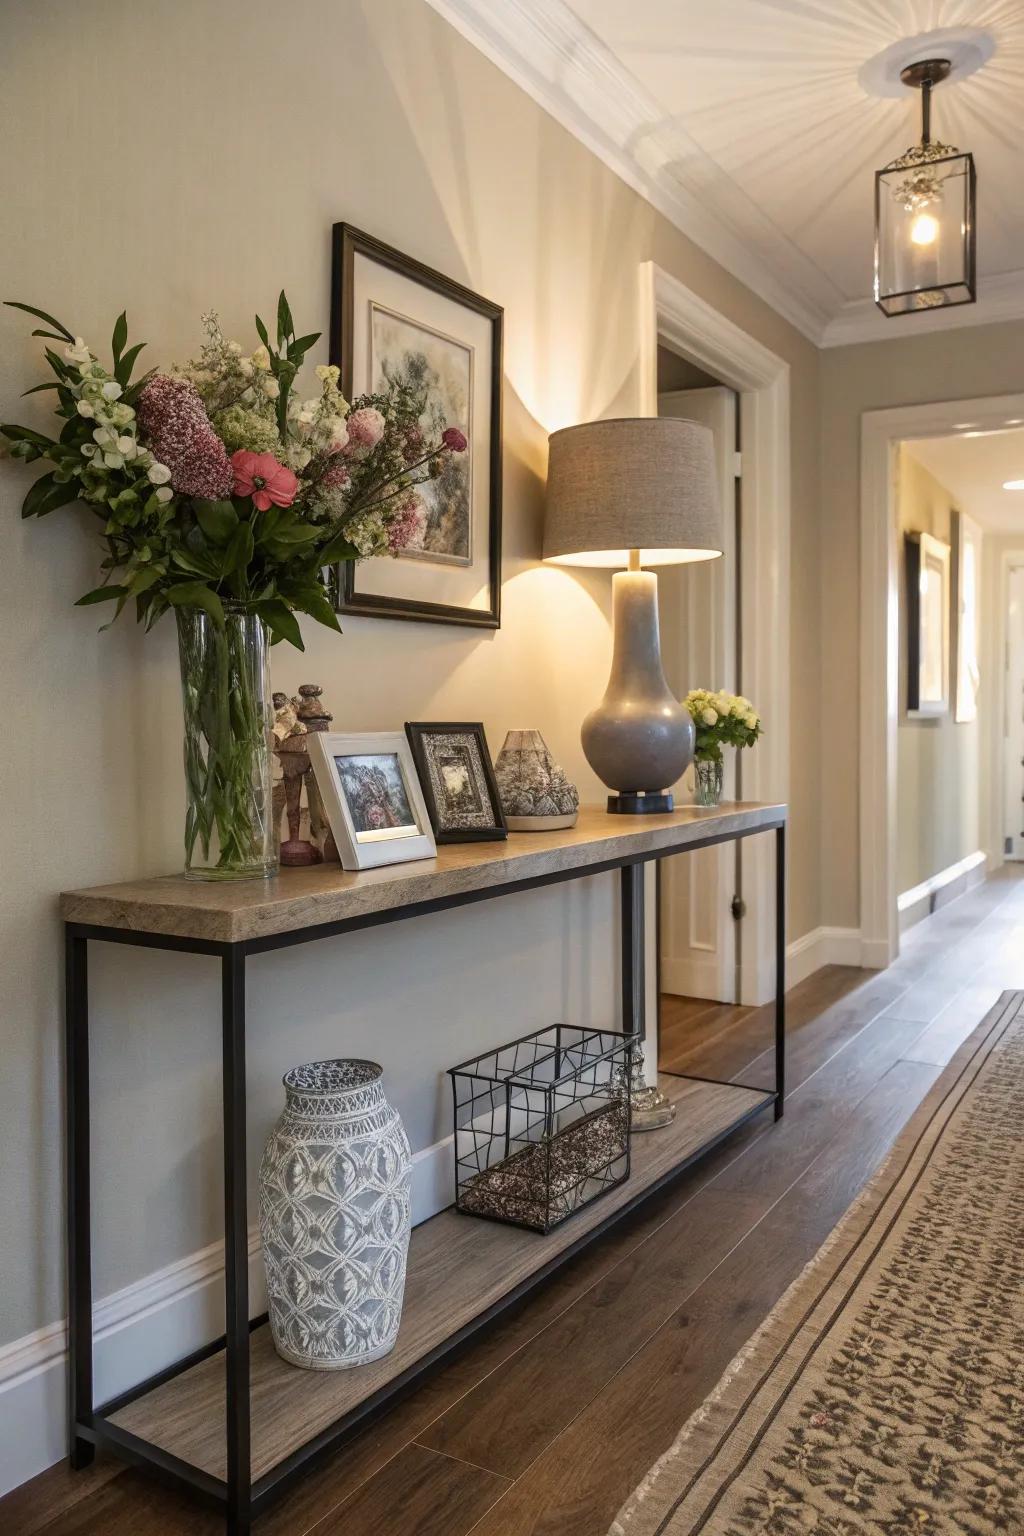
[905,531,951,718]
[307,731,437,870]
[330,223,503,628]
[952,509,982,723]
[405,722,507,843]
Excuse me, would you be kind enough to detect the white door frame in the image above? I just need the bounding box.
[860,393,1024,967]
[639,262,791,1006]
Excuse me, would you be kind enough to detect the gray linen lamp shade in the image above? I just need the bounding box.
[543,417,721,567]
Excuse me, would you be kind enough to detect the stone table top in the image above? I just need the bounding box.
[60,802,786,945]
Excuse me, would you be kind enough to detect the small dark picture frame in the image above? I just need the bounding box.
[405,723,508,843]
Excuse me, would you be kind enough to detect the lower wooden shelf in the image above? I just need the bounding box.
[109,1074,773,1484]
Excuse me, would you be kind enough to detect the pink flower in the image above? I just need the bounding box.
[321,459,350,491]
[137,375,233,499]
[442,426,468,453]
[387,492,427,553]
[345,407,386,449]
[230,450,298,511]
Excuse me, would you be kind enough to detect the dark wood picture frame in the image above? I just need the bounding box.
[404,722,508,843]
[330,223,503,628]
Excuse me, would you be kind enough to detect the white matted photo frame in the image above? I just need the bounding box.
[307,731,436,871]
[331,223,503,629]
[405,722,507,843]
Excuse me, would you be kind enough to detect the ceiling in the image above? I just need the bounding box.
[428,0,1024,345]
[904,425,1024,531]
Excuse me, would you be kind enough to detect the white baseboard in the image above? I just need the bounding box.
[0,1134,457,1498]
[898,851,987,933]
[785,926,864,988]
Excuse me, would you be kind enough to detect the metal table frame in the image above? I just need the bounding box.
[64,814,785,1532]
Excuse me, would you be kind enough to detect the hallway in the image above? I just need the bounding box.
[6,870,1024,1536]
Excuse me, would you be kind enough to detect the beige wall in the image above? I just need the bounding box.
[895,449,982,893]
[819,320,1024,928]
[0,0,821,1350]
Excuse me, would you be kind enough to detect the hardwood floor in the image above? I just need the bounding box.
[7,870,1024,1536]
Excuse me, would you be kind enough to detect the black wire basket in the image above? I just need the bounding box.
[449,1024,634,1234]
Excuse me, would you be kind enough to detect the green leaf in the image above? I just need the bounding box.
[254,313,270,349]
[3,423,57,450]
[276,291,294,347]
[289,585,342,633]
[289,331,321,359]
[21,381,63,396]
[21,471,80,518]
[224,521,254,575]
[266,519,321,545]
[170,547,222,579]
[5,301,74,341]
[318,529,360,564]
[111,311,127,364]
[193,498,238,544]
[115,341,146,386]
[166,582,225,626]
[257,598,303,650]
[75,583,130,606]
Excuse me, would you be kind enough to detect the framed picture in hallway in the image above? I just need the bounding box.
[307,731,437,870]
[330,223,503,629]
[953,509,982,723]
[905,531,950,718]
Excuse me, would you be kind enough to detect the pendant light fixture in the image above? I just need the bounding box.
[874,58,977,317]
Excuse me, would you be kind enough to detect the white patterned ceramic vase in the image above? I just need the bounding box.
[258,1059,412,1370]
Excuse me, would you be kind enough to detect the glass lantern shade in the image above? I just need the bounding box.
[875,147,976,316]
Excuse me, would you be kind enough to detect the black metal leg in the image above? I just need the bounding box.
[222,948,251,1534]
[65,926,95,1469]
[620,863,645,1041]
[774,824,786,1120]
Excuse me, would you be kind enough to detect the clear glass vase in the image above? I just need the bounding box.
[693,755,724,808]
[176,605,276,880]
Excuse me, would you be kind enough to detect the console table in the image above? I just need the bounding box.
[61,800,786,1532]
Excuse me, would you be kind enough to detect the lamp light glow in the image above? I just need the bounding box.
[910,212,939,245]
[1003,479,1024,491]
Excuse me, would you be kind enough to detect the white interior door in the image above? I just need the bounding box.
[658,386,739,1001]
[1005,566,1024,861]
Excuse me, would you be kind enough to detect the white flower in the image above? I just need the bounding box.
[327,419,349,451]
[101,381,122,401]
[93,426,116,448]
[154,486,174,503]
[315,363,340,385]
[116,434,136,457]
[76,400,96,419]
[251,345,271,371]
[702,707,718,726]
[227,340,242,355]
[148,461,172,486]
[745,711,758,729]
[110,402,135,427]
[102,450,124,469]
[238,358,254,378]
[64,337,92,366]
[261,378,280,400]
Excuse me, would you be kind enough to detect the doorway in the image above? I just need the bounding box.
[657,346,742,1004]
[860,395,1024,965]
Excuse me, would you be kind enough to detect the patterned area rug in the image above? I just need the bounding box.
[611,991,1024,1535]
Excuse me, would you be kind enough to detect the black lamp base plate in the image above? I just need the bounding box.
[607,792,674,815]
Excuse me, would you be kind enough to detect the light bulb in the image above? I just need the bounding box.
[911,212,939,246]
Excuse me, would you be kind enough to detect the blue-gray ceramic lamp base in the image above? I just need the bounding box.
[582,570,694,813]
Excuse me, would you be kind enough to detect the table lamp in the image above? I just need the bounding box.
[544,418,722,813]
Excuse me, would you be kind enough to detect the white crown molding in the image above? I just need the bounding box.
[822,269,1024,347]
[424,0,840,345]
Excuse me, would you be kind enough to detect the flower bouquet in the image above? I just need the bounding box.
[682,689,762,807]
[2,296,467,878]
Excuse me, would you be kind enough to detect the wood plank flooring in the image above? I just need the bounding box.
[7,868,1024,1536]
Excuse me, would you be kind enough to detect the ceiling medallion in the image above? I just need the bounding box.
[874,57,977,318]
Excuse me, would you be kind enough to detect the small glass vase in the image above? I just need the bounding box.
[693,755,724,808]
[176,605,276,881]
